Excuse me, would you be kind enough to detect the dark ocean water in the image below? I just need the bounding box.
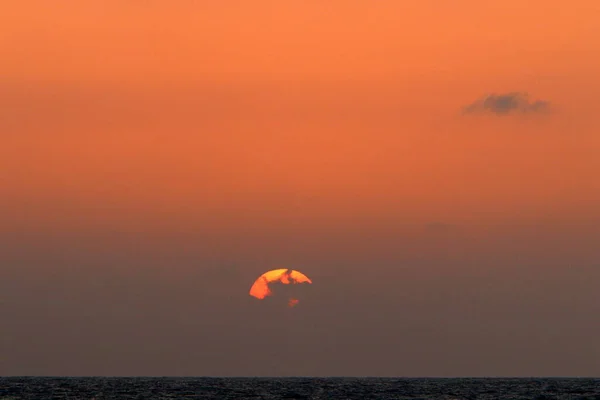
[1,377,599,400]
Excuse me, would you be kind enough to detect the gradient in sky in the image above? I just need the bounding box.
[1,1,599,376]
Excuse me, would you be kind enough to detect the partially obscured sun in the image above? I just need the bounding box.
[249,269,312,307]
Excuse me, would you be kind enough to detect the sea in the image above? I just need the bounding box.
[1,377,599,399]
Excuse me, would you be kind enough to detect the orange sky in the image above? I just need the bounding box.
[1,0,600,376]
[2,1,598,233]
[2,1,599,83]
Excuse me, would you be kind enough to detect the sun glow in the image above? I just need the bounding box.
[249,269,312,306]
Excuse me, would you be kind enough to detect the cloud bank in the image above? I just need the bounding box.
[463,92,550,115]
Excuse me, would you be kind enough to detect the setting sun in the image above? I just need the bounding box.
[249,269,312,306]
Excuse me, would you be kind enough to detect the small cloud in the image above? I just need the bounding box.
[463,92,551,116]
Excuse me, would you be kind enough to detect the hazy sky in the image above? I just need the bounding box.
[1,1,599,376]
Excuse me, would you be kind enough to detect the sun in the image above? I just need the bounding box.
[249,269,312,306]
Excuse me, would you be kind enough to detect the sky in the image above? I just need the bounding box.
[1,0,600,377]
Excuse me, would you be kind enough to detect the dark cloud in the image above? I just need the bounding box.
[463,92,551,115]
